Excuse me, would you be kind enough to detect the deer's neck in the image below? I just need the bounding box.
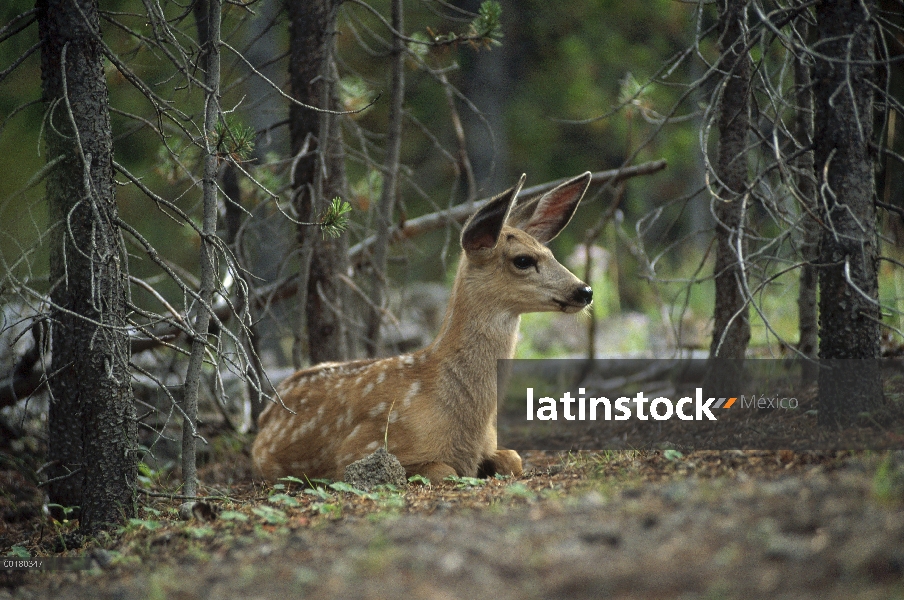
[431,294,520,360]
[426,271,520,411]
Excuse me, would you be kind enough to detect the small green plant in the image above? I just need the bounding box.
[329,481,377,499]
[663,449,684,462]
[268,493,301,508]
[407,474,431,486]
[137,462,155,486]
[595,450,616,463]
[312,502,342,518]
[122,518,163,533]
[187,526,216,539]
[219,510,249,522]
[7,545,30,558]
[373,483,401,493]
[305,486,333,500]
[375,493,406,512]
[45,503,78,521]
[251,505,288,525]
[873,453,904,504]
[444,475,486,489]
[278,476,305,484]
[505,483,536,499]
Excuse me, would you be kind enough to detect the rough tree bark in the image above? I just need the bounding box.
[365,0,405,357]
[286,0,349,367]
[707,0,751,390]
[456,0,511,195]
[813,0,882,423]
[37,0,136,532]
[793,13,818,382]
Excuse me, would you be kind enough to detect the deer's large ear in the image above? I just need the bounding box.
[461,174,526,254]
[507,172,591,243]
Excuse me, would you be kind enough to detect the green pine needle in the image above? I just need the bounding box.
[427,0,502,49]
[319,197,352,239]
[472,1,503,46]
[212,118,255,162]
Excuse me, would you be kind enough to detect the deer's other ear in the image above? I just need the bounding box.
[461,174,526,254]
[507,172,591,243]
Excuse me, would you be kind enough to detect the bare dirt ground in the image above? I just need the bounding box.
[3,445,904,599]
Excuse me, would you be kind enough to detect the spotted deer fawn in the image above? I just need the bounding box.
[252,172,594,483]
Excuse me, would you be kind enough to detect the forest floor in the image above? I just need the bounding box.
[2,443,904,599]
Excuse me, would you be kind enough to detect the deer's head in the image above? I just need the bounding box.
[457,173,594,316]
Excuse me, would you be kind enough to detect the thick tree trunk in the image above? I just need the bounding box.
[286,0,349,366]
[365,0,405,357]
[794,14,818,382]
[38,0,136,532]
[707,0,751,390]
[456,0,512,195]
[813,0,882,423]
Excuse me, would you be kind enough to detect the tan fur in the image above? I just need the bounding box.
[252,173,594,483]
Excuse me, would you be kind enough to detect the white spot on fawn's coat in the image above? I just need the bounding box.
[402,381,420,408]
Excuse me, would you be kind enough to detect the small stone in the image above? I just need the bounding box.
[343,447,407,490]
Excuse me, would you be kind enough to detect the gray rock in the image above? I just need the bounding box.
[343,448,407,490]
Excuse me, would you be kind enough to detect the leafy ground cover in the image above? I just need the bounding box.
[2,446,904,599]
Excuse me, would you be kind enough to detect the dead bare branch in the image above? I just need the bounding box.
[349,160,668,263]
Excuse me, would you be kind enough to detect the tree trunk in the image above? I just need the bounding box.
[38,0,136,532]
[813,0,882,423]
[794,13,818,382]
[286,0,349,366]
[365,0,405,357]
[239,0,294,375]
[181,0,222,507]
[456,0,512,195]
[707,0,751,390]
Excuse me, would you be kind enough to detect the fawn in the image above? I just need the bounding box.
[252,172,594,483]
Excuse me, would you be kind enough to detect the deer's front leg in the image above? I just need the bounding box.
[477,448,522,478]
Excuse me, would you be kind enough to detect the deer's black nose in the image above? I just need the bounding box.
[574,286,593,305]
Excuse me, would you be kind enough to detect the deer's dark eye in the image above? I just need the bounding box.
[513,255,536,270]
